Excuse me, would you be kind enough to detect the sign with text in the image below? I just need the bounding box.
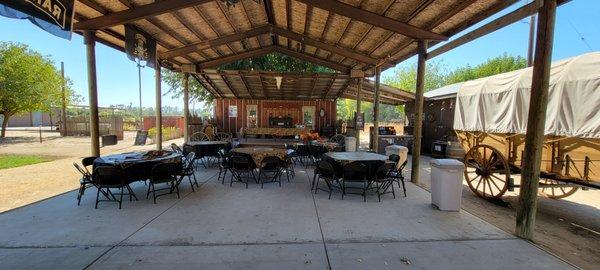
[0,0,75,40]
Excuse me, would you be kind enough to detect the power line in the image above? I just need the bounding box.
[567,18,594,52]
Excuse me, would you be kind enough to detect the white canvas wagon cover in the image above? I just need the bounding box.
[453,52,600,139]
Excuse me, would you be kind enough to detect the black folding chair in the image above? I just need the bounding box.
[373,162,396,201]
[295,144,310,167]
[177,152,199,191]
[308,144,325,165]
[217,149,232,184]
[280,155,295,182]
[391,159,408,197]
[171,143,183,153]
[230,155,257,188]
[258,156,283,188]
[341,162,370,202]
[73,159,110,205]
[147,162,181,204]
[314,160,340,199]
[92,166,137,209]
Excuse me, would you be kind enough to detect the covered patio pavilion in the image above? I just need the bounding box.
[0,0,574,268]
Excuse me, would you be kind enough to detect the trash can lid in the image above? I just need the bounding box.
[430,159,465,169]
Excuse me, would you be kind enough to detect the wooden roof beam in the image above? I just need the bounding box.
[220,73,240,99]
[162,25,272,59]
[271,27,379,65]
[75,0,212,30]
[273,46,351,73]
[196,46,275,69]
[428,0,556,59]
[295,0,447,41]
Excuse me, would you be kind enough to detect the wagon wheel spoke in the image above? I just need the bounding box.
[488,175,502,192]
[490,174,506,183]
[474,175,483,191]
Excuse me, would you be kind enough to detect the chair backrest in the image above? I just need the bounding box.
[73,162,89,178]
[190,132,210,141]
[397,159,408,172]
[231,155,252,170]
[317,160,335,178]
[93,166,125,187]
[151,162,180,182]
[329,134,346,144]
[182,145,195,156]
[375,162,395,180]
[260,156,281,170]
[296,144,310,156]
[343,162,367,182]
[81,156,97,173]
[309,144,325,157]
[184,152,196,168]
[171,143,183,153]
[388,154,400,163]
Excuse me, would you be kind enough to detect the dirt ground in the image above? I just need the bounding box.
[408,156,600,270]
[0,130,598,269]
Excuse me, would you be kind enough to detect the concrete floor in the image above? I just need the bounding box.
[0,164,573,269]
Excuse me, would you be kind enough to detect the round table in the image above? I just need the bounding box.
[93,151,183,182]
[185,141,229,158]
[323,151,388,178]
[296,141,339,152]
[231,147,287,166]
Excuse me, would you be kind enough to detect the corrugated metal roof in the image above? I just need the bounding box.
[424,82,463,100]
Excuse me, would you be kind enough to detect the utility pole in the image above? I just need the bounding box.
[60,62,67,136]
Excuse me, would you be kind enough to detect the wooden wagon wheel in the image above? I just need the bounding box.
[539,178,578,199]
[463,144,510,199]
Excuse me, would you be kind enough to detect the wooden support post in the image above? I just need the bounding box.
[155,62,163,150]
[516,0,556,240]
[372,66,381,153]
[83,31,100,157]
[183,73,190,143]
[60,62,67,136]
[356,77,362,151]
[410,40,427,184]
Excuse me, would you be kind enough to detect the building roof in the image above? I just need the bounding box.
[424,82,463,100]
[70,0,522,100]
[197,70,414,105]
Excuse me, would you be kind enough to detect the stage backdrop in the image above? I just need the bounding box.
[214,99,337,134]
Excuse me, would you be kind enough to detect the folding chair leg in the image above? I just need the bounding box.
[188,175,196,192]
[95,188,100,209]
[119,187,124,209]
[192,172,199,187]
[146,183,152,199]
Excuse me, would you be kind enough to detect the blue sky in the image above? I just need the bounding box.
[0,0,597,109]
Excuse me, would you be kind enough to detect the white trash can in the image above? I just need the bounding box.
[385,145,408,169]
[345,137,356,152]
[430,159,465,211]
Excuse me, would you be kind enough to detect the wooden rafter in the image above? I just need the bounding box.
[238,72,255,99]
[162,25,271,59]
[272,27,378,65]
[428,0,560,59]
[295,0,447,40]
[274,46,351,73]
[220,73,239,98]
[75,0,213,30]
[200,73,225,97]
[322,74,338,99]
[196,46,275,69]
[263,0,278,46]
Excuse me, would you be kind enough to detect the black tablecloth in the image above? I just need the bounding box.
[93,151,183,183]
[184,141,230,158]
[322,153,386,179]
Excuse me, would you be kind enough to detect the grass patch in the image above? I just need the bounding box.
[0,155,52,170]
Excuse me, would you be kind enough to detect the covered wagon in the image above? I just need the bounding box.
[453,52,600,199]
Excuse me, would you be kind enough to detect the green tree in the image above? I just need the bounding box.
[220,52,333,73]
[446,53,527,84]
[162,69,214,105]
[383,60,448,93]
[0,42,72,137]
